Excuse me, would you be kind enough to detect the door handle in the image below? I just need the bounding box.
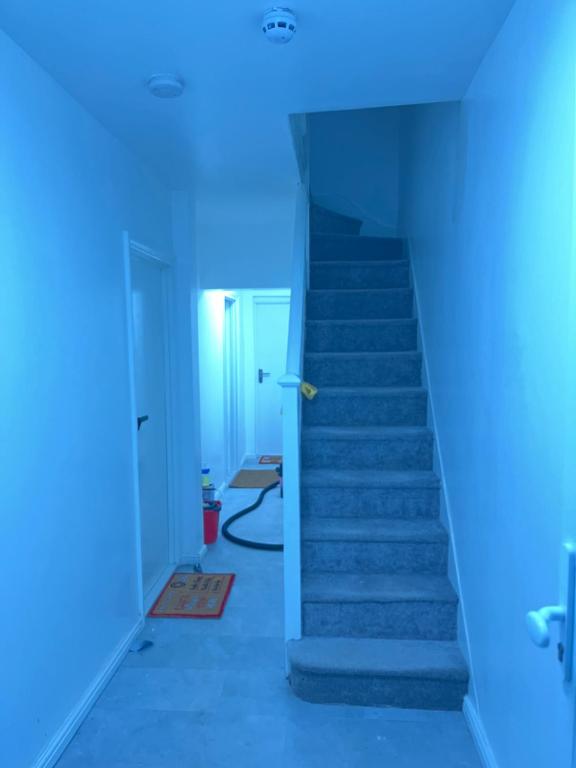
[526,542,576,682]
[526,606,566,647]
[137,415,149,431]
[258,368,271,384]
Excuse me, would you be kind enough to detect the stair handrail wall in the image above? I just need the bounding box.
[279,181,309,643]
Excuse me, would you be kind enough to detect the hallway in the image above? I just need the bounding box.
[56,480,481,767]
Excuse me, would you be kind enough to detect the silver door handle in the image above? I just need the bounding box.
[526,542,576,682]
[258,369,271,383]
[526,606,566,647]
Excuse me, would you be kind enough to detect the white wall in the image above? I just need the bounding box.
[195,188,296,289]
[309,107,401,235]
[0,30,197,768]
[400,1,576,766]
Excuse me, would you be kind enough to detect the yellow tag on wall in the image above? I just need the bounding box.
[300,381,318,400]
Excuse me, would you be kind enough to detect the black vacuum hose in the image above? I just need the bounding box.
[221,481,283,551]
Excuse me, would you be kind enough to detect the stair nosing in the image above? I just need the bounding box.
[301,468,440,489]
[302,517,448,544]
[302,573,458,605]
[288,638,469,681]
[302,425,433,438]
[306,318,417,327]
[311,259,408,267]
[311,233,404,243]
[305,350,421,358]
[308,287,412,294]
[305,386,426,396]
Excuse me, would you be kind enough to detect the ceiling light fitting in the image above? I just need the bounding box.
[147,74,185,99]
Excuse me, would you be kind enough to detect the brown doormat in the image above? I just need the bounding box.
[149,572,235,619]
[229,469,279,488]
[258,454,282,465]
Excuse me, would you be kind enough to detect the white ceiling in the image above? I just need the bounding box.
[0,1,515,191]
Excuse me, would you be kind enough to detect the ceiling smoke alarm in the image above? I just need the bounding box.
[262,7,297,44]
[147,74,185,99]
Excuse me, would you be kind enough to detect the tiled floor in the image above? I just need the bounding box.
[56,470,482,768]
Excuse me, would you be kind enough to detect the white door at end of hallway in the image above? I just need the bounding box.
[253,298,290,456]
[131,255,173,602]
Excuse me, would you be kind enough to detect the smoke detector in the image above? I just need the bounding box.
[147,74,185,99]
[262,7,297,44]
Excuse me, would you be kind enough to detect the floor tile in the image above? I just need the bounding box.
[56,475,481,768]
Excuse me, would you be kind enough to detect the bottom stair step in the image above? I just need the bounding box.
[288,637,469,711]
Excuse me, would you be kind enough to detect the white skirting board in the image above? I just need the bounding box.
[179,544,207,569]
[32,619,144,768]
[463,696,499,768]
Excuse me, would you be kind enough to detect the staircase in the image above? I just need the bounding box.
[287,205,469,711]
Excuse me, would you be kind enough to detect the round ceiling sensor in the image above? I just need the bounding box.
[147,74,185,98]
[262,7,297,44]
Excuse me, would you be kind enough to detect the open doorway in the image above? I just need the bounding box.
[197,289,290,492]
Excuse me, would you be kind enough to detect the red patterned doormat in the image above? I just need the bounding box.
[149,572,235,618]
[258,455,282,465]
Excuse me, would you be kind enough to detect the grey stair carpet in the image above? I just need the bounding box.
[305,351,423,387]
[289,210,469,711]
[306,318,418,353]
[303,387,428,427]
[302,572,458,640]
[311,233,405,261]
[307,288,414,320]
[288,638,469,710]
[310,260,409,289]
[302,425,434,470]
[301,469,441,519]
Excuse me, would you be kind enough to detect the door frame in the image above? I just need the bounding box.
[223,294,240,480]
[122,233,177,616]
[251,292,291,457]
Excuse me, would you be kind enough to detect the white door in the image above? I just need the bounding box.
[131,255,172,602]
[253,297,290,455]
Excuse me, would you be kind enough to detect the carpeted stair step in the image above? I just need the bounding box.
[303,387,427,427]
[311,234,405,262]
[301,517,448,575]
[302,573,458,640]
[311,204,362,236]
[307,288,414,321]
[304,351,422,387]
[306,319,417,353]
[301,469,440,519]
[302,425,433,470]
[310,260,409,290]
[288,637,469,710]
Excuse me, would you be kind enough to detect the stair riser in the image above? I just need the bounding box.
[305,355,421,387]
[310,262,409,290]
[290,670,467,710]
[301,486,440,519]
[311,209,361,236]
[307,290,414,320]
[302,541,448,575]
[306,322,416,353]
[303,602,458,641]
[303,392,427,427]
[302,435,433,470]
[311,236,405,262]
